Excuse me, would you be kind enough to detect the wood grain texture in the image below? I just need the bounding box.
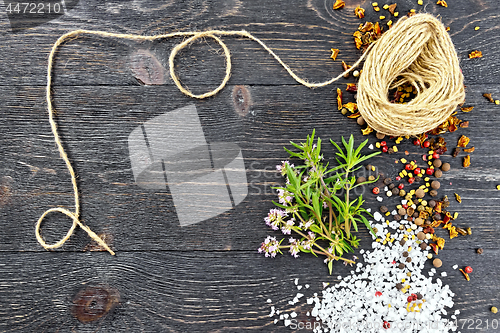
[1,0,500,332]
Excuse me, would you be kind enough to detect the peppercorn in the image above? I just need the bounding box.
[388,147,394,154]
[428,200,436,208]
[431,180,441,189]
[394,214,401,221]
[433,159,442,168]
[388,183,395,190]
[420,242,428,250]
[492,307,498,314]
[413,212,419,218]
[398,263,405,269]
[399,239,406,246]
[380,206,389,213]
[356,176,367,184]
[415,217,424,226]
[429,190,438,197]
[441,163,451,171]
[402,251,409,257]
[433,213,442,221]
[399,189,406,197]
[372,187,380,194]
[415,188,425,198]
[464,266,473,274]
[414,176,422,182]
[406,257,412,263]
[392,187,399,195]
[383,177,392,185]
[368,175,375,181]
[396,283,403,290]
[433,258,442,268]
[398,208,406,216]
[366,164,372,170]
[357,116,366,126]
[416,293,423,300]
[417,231,426,240]
[477,248,484,254]
[376,132,385,140]
[434,169,443,178]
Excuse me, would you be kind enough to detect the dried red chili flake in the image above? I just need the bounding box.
[346,83,357,92]
[468,50,483,59]
[429,243,439,255]
[423,141,430,148]
[354,6,365,18]
[375,291,383,297]
[398,183,404,190]
[382,146,389,153]
[426,168,434,175]
[413,139,421,146]
[408,177,415,184]
[414,168,421,175]
[396,176,401,181]
[333,0,345,10]
[383,321,391,329]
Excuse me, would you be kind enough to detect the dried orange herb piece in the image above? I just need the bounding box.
[455,193,462,203]
[342,61,351,78]
[347,112,361,118]
[457,135,470,148]
[461,106,474,112]
[460,121,469,128]
[459,269,470,281]
[330,48,340,61]
[354,6,365,18]
[361,127,373,135]
[388,3,397,14]
[469,50,483,59]
[333,0,345,9]
[449,226,458,239]
[463,155,471,168]
[483,93,494,103]
[436,0,448,7]
[343,102,358,112]
[346,83,357,92]
[464,147,475,153]
[337,88,343,110]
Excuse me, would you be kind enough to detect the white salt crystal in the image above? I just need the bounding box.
[305,284,310,289]
[441,272,447,277]
[453,264,458,270]
[297,285,303,290]
[307,298,313,304]
[377,196,383,202]
[266,299,272,303]
[291,312,297,318]
[284,313,289,319]
[273,319,278,324]
[374,211,382,221]
[294,278,299,285]
[284,319,291,326]
[297,293,304,299]
[369,144,374,149]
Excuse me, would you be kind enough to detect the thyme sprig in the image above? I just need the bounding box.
[258,130,380,274]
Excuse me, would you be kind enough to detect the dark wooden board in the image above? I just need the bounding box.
[1,0,500,331]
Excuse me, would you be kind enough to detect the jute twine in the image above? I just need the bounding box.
[38,13,463,254]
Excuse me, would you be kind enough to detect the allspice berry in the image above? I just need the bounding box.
[477,248,484,254]
[415,218,424,226]
[380,206,388,213]
[433,159,442,168]
[415,188,425,198]
[376,132,385,140]
[429,190,438,197]
[398,208,407,216]
[399,263,405,269]
[434,169,443,178]
[356,176,366,184]
[431,180,441,189]
[441,163,451,172]
[433,258,443,268]
[357,116,366,126]
[384,178,392,185]
[417,231,426,240]
[406,257,412,263]
[428,200,436,208]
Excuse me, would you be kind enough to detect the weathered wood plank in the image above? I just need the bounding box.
[0,0,499,87]
[0,84,498,253]
[0,250,498,332]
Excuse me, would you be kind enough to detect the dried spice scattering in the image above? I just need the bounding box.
[461,106,474,112]
[388,3,397,14]
[337,88,343,110]
[436,0,448,7]
[330,48,340,61]
[353,21,383,51]
[454,193,462,203]
[333,0,345,9]
[483,93,495,103]
[468,50,483,59]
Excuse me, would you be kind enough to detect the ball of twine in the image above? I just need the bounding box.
[357,13,465,136]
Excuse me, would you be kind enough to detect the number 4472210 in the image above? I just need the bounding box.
[458,319,499,330]
[5,2,62,14]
